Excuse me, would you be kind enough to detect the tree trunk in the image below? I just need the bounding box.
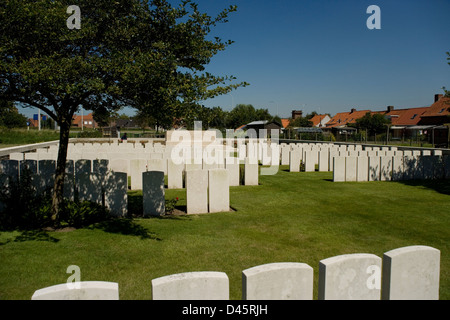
[51,119,71,225]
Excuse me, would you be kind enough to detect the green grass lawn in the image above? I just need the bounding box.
[1,166,449,300]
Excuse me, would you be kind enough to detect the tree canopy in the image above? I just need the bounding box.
[0,0,247,223]
[0,101,28,128]
[354,112,391,135]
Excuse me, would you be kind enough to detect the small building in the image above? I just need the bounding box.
[244,120,282,138]
[72,113,97,129]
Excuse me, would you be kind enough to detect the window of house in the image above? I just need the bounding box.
[411,114,417,120]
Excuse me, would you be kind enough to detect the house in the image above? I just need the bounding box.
[381,105,430,141]
[417,94,450,147]
[72,113,97,128]
[324,108,370,137]
[243,120,282,138]
[309,114,331,128]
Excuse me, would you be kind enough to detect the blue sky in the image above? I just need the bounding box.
[18,0,450,119]
[198,0,450,118]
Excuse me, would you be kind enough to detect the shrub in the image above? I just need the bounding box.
[165,197,179,215]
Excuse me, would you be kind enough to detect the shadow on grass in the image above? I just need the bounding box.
[0,230,60,245]
[396,179,450,196]
[90,218,162,241]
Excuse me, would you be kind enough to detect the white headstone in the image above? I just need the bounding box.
[78,172,102,204]
[368,156,380,181]
[186,169,208,214]
[242,263,313,300]
[304,150,315,172]
[167,159,184,189]
[345,156,357,182]
[244,158,258,186]
[31,281,119,300]
[38,160,56,195]
[289,149,301,172]
[152,272,229,300]
[142,171,165,217]
[318,150,329,172]
[318,253,382,300]
[130,159,147,190]
[380,156,392,181]
[392,156,404,181]
[382,246,440,300]
[356,156,368,182]
[104,172,128,217]
[208,169,229,213]
[333,157,345,182]
[225,157,240,187]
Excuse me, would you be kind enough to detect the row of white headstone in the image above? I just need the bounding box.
[31,245,440,300]
[9,143,261,189]
[0,159,236,216]
[283,142,449,180]
[332,154,450,182]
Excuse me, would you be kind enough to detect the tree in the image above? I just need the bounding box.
[354,112,391,137]
[0,101,27,128]
[288,111,317,128]
[0,0,246,225]
[443,52,450,98]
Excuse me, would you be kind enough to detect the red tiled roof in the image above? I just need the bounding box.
[72,113,97,127]
[384,107,429,126]
[280,118,290,129]
[309,114,330,127]
[420,96,450,117]
[326,109,371,128]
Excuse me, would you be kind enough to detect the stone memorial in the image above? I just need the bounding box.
[130,159,147,190]
[104,171,128,217]
[318,253,381,300]
[333,157,345,182]
[356,156,368,182]
[31,281,119,300]
[142,171,165,217]
[152,271,229,300]
[186,169,208,214]
[242,262,313,300]
[382,246,440,300]
[244,157,258,186]
[167,159,184,189]
[208,169,229,213]
[345,156,357,182]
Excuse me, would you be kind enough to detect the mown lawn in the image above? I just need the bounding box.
[0,166,449,300]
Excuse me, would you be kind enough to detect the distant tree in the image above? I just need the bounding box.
[226,104,257,129]
[354,112,391,136]
[226,104,275,129]
[0,101,27,128]
[288,111,317,128]
[443,52,450,98]
[272,115,282,125]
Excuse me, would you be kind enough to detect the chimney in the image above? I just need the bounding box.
[292,110,303,120]
[350,108,356,114]
[435,94,443,103]
[387,106,394,112]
